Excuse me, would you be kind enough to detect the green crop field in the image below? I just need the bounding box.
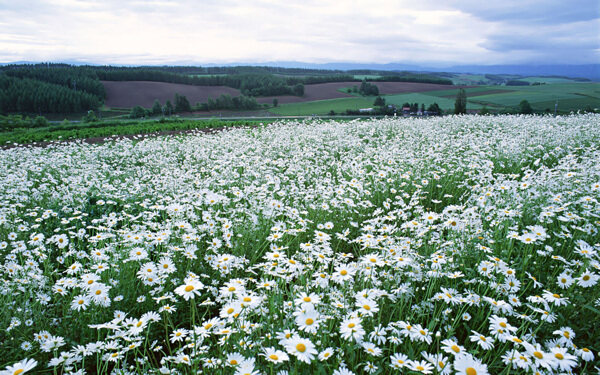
[466,83,600,109]
[269,97,375,116]
[519,77,584,84]
[382,93,484,110]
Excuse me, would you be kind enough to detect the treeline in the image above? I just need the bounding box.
[129,93,261,118]
[373,73,451,85]
[0,75,102,114]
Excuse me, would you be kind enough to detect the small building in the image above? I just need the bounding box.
[359,108,374,113]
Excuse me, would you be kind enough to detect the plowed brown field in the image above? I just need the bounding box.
[102,81,242,108]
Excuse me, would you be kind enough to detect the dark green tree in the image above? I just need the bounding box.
[164,100,173,116]
[129,106,146,119]
[152,99,162,115]
[427,103,441,115]
[174,94,191,112]
[82,110,98,122]
[33,115,49,127]
[272,98,278,107]
[293,83,304,96]
[374,96,385,107]
[454,89,467,114]
[519,100,533,114]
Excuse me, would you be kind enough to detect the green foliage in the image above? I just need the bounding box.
[454,88,467,114]
[129,106,147,119]
[519,99,533,114]
[1,64,106,98]
[164,100,173,116]
[151,99,162,116]
[427,102,441,114]
[174,93,191,113]
[0,119,272,145]
[272,98,278,107]
[359,79,379,96]
[82,110,98,123]
[292,83,304,96]
[0,75,102,114]
[373,96,385,107]
[33,115,49,127]
[199,94,260,111]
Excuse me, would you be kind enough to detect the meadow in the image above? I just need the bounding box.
[0,114,599,375]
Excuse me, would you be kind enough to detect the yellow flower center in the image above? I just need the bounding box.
[348,323,356,328]
[451,345,460,353]
[305,318,314,325]
[533,351,543,359]
[583,275,590,281]
[499,322,507,328]
[303,297,311,302]
[230,360,238,365]
[466,368,477,375]
[185,285,194,292]
[340,270,348,276]
[296,343,306,352]
[243,297,251,302]
[555,353,564,360]
[227,308,234,314]
[363,305,371,311]
[228,286,236,291]
[269,354,279,360]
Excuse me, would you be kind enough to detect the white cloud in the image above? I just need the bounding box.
[0,0,597,65]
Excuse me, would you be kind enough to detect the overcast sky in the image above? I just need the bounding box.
[1,0,598,66]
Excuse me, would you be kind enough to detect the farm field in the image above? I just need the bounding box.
[102,81,243,108]
[409,83,600,112]
[383,93,484,110]
[101,81,458,108]
[98,78,599,116]
[464,83,600,109]
[269,97,375,115]
[0,114,599,374]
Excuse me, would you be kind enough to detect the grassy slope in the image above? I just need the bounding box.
[467,83,600,109]
[383,92,484,110]
[269,97,375,116]
[424,83,600,111]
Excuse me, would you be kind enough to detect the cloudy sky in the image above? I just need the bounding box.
[1,0,598,66]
